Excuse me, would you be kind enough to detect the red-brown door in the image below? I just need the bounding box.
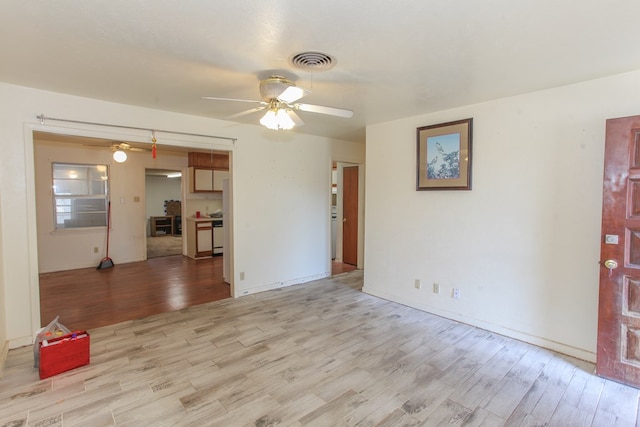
[598,115,640,388]
[342,166,358,266]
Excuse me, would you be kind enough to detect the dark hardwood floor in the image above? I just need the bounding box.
[39,255,230,331]
[39,256,358,332]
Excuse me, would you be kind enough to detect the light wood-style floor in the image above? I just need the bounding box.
[4,270,639,426]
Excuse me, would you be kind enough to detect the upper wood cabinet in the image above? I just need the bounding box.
[188,152,229,169]
[188,152,229,193]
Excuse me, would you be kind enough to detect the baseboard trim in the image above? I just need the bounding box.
[0,340,8,378]
[239,272,331,297]
[362,286,596,363]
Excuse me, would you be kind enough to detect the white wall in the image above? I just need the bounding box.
[232,133,335,294]
[0,82,365,352]
[145,175,183,218]
[364,69,640,362]
[186,189,223,219]
[0,176,6,367]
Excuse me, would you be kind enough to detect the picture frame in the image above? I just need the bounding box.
[416,118,473,191]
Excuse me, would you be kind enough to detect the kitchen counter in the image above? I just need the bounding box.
[186,217,222,223]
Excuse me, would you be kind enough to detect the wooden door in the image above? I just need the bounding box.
[343,166,358,266]
[598,115,640,388]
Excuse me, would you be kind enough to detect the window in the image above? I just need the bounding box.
[53,163,109,229]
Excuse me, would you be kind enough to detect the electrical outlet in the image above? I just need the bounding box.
[240,272,245,280]
[93,246,99,254]
[452,288,461,299]
[433,283,440,294]
[415,279,421,289]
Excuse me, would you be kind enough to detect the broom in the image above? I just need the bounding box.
[97,201,114,269]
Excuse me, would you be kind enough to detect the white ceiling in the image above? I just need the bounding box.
[3,1,640,143]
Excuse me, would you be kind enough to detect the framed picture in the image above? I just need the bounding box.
[416,118,473,191]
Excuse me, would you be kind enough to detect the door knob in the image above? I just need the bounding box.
[343,218,347,223]
[603,259,618,277]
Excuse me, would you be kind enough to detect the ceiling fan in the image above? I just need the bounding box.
[84,141,151,163]
[108,142,151,163]
[108,142,149,153]
[202,75,353,130]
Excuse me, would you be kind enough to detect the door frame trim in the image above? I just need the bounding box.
[333,161,364,269]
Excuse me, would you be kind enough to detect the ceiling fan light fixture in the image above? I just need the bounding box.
[260,108,296,130]
[277,109,295,130]
[113,150,127,163]
[259,109,277,129]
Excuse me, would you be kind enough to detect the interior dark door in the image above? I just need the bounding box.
[342,166,358,266]
[598,114,640,388]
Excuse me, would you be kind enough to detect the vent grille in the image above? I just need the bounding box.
[290,52,336,71]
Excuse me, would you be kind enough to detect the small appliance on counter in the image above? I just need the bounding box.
[209,208,223,218]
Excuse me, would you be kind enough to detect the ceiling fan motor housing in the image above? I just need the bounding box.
[259,76,293,101]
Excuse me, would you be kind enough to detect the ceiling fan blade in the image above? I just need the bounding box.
[277,86,310,103]
[296,103,353,118]
[82,143,111,148]
[288,109,304,127]
[82,141,150,152]
[202,96,265,105]
[225,106,266,119]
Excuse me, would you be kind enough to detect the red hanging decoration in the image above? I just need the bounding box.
[151,131,157,159]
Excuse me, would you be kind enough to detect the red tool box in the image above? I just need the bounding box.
[38,331,90,379]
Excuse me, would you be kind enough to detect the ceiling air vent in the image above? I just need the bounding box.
[289,52,336,71]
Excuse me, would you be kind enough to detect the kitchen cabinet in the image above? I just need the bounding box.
[190,167,214,192]
[186,218,213,258]
[213,170,229,192]
[188,152,229,193]
[189,167,229,193]
[188,152,229,169]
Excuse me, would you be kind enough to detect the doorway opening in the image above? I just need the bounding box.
[145,169,183,258]
[331,161,362,276]
[32,129,235,332]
